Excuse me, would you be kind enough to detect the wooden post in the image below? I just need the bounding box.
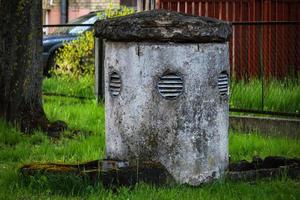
[94,37,105,103]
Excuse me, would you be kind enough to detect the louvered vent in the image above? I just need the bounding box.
[158,73,183,99]
[109,72,121,97]
[218,71,228,96]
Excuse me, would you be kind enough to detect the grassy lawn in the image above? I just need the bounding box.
[0,93,300,199]
[230,79,300,113]
[43,76,94,99]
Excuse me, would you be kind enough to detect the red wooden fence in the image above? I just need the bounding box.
[157,0,300,80]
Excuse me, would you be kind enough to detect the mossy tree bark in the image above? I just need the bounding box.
[0,0,66,135]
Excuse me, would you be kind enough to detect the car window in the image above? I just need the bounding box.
[68,13,97,24]
[68,16,99,34]
[50,13,100,35]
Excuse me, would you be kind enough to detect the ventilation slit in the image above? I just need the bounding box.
[158,73,183,99]
[109,72,121,96]
[218,72,228,96]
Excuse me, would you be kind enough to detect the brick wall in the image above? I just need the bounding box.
[43,0,120,24]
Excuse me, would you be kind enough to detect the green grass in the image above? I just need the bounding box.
[43,76,94,99]
[229,133,300,162]
[230,79,300,113]
[0,94,299,199]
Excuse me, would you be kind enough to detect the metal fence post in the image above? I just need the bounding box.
[258,24,264,112]
[95,37,105,103]
[151,0,156,9]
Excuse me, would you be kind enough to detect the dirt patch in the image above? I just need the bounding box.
[20,156,300,188]
[227,156,300,181]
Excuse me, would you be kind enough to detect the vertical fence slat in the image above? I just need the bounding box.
[171,1,177,11]
[231,1,236,79]
[270,1,276,78]
[194,2,199,16]
[179,1,185,13]
[186,1,193,14]
[204,1,208,17]
[296,2,300,79]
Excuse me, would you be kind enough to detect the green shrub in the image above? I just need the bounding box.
[53,5,135,79]
[54,31,94,79]
[100,4,136,18]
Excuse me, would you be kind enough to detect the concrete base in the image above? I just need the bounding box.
[230,115,300,138]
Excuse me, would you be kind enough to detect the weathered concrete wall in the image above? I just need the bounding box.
[105,42,230,186]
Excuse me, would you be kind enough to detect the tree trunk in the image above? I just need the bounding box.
[0,0,66,134]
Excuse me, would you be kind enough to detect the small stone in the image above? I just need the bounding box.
[229,160,254,171]
[262,156,289,168]
[46,120,68,138]
[252,156,263,169]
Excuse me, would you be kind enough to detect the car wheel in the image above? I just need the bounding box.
[44,51,58,77]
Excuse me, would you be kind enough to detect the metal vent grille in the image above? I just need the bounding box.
[218,71,228,96]
[158,73,183,99]
[109,72,121,97]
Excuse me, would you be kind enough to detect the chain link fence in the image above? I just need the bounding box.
[230,22,300,117]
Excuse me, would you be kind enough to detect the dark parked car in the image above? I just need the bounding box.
[42,12,99,75]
